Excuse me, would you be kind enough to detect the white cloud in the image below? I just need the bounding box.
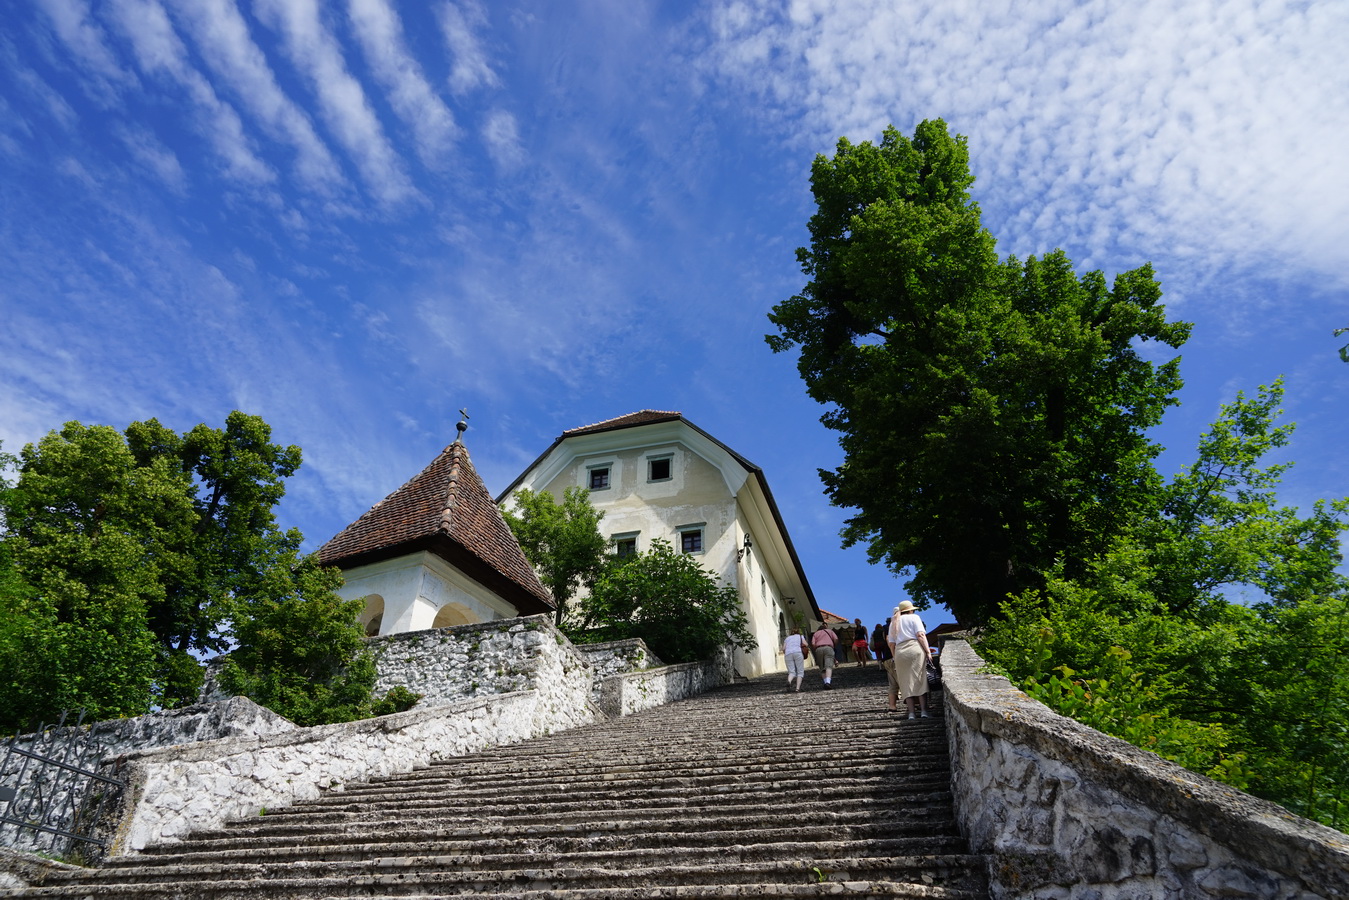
[438,1,499,95]
[482,108,523,171]
[107,0,273,185]
[703,0,1349,298]
[35,0,139,104]
[1,41,80,132]
[254,0,418,207]
[166,0,346,193]
[114,124,188,194]
[348,0,459,170]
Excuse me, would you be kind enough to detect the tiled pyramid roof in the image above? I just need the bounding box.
[318,440,554,616]
[562,410,681,436]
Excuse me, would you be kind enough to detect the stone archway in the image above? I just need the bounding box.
[432,602,475,629]
[360,595,385,636]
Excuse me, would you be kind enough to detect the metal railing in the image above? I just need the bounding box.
[0,711,125,858]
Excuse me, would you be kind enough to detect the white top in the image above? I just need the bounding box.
[889,613,927,646]
[783,633,809,656]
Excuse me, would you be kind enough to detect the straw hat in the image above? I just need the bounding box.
[896,600,917,614]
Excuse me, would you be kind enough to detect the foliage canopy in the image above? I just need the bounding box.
[575,538,756,664]
[767,119,1190,625]
[979,384,1349,830]
[0,414,376,730]
[502,486,608,626]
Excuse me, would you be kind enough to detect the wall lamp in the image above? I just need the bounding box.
[737,533,753,561]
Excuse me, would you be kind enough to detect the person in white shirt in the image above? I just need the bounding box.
[886,600,932,719]
[782,626,809,692]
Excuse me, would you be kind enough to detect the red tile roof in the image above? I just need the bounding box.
[563,410,681,436]
[318,440,554,616]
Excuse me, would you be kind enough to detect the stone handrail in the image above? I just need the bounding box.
[941,639,1349,898]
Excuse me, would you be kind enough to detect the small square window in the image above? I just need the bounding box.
[680,529,703,554]
[615,537,637,558]
[588,466,610,490]
[648,456,671,482]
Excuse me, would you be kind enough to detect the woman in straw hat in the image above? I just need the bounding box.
[885,600,931,718]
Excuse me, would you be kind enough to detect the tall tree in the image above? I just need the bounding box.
[123,411,303,660]
[768,120,1190,624]
[0,412,370,723]
[502,486,608,626]
[0,424,189,725]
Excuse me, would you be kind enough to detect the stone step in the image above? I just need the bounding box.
[51,840,981,886]
[25,854,989,897]
[115,828,970,868]
[270,772,952,816]
[9,880,984,900]
[340,760,951,798]
[139,808,962,857]
[0,670,984,899]
[200,791,959,836]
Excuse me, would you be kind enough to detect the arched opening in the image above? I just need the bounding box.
[360,595,385,636]
[432,603,475,629]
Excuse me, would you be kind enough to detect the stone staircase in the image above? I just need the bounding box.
[9,664,989,899]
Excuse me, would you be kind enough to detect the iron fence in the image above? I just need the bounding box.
[0,711,125,859]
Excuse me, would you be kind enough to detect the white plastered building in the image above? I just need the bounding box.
[318,436,555,636]
[500,411,821,678]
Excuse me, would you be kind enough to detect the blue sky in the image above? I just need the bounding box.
[2,0,1347,634]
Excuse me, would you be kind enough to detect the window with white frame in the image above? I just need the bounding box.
[612,531,639,559]
[677,523,705,554]
[647,454,672,482]
[587,464,611,491]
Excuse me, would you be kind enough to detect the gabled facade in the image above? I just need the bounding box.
[319,437,554,635]
[500,411,821,678]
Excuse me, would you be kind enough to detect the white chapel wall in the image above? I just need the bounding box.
[337,551,519,635]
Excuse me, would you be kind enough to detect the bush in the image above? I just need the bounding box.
[574,539,755,663]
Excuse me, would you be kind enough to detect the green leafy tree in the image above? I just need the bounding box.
[575,539,755,663]
[502,486,608,625]
[1336,325,1348,363]
[1141,380,1349,616]
[0,425,189,727]
[123,412,303,660]
[767,119,1190,625]
[217,553,377,727]
[0,413,376,727]
[978,386,1349,830]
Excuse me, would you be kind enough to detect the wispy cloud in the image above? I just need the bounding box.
[114,123,188,194]
[1,40,80,132]
[254,0,418,207]
[166,0,346,194]
[107,0,273,185]
[34,0,139,105]
[438,1,499,95]
[347,0,459,171]
[481,108,523,171]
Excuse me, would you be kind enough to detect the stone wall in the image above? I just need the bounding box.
[96,617,601,856]
[577,639,664,682]
[82,616,737,859]
[0,697,295,857]
[99,689,550,856]
[941,639,1349,899]
[367,615,597,707]
[597,649,733,719]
